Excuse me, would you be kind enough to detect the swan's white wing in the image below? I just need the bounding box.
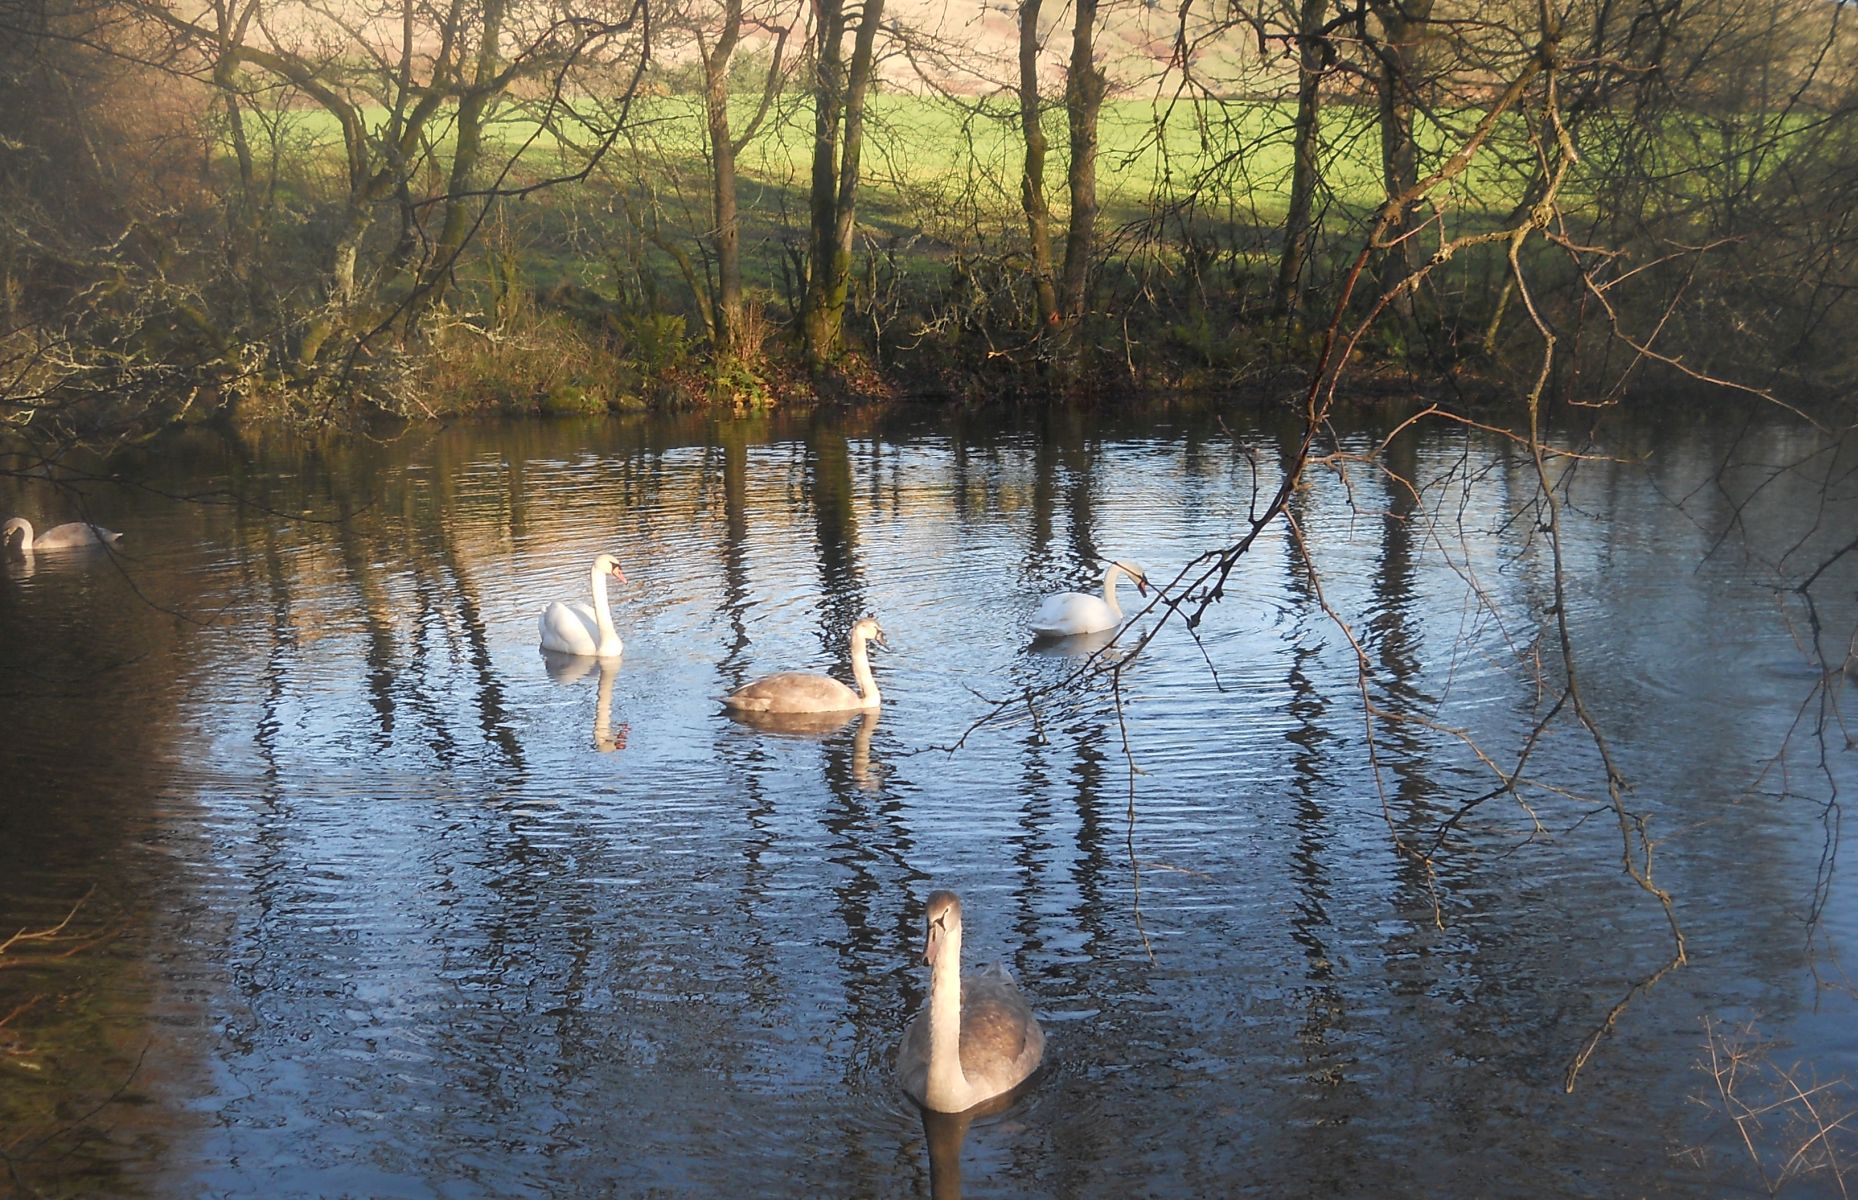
[33,522,120,549]
[539,600,601,655]
[1030,591,1114,637]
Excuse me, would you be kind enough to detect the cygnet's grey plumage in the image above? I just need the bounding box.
[723,616,885,714]
[897,890,1044,1112]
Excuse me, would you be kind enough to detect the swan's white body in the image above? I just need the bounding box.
[4,517,122,553]
[1030,560,1148,638]
[897,890,1045,1113]
[723,616,885,715]
[538,554,627,657]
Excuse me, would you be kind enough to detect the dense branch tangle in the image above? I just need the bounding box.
[948,8,1706,1086]
[128,0,652,388]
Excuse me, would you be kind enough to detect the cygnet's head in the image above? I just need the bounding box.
[854,615,887,649]
[922,889,963,965]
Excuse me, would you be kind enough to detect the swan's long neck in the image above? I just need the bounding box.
[589,565,620,653]
[1101,563,1126,618]
[849,630,881,706]
[925,923,967,1107]
[5,519,32,553]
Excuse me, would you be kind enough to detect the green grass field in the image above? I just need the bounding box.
[261,90,1546,232]
[237,87,1737,338]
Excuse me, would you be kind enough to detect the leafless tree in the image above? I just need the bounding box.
[684,0,798,357]
[799,0,887,368]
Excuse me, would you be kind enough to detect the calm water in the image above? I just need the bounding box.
[2,406,1854,1198]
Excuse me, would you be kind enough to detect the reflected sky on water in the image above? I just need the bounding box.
[1,405,1854,1197]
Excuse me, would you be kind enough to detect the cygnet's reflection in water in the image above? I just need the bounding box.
[541,651,628,752]
[918,1087,1032,1200]
[723,707,883,791]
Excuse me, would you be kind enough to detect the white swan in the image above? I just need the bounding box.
[1030,560,1148,638]
[897,890,1045,1113]
[4,517,123,554]
[723,616,885,715]
[538,553,627,658]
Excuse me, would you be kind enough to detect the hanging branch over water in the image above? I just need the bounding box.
[939,5,1835,1087]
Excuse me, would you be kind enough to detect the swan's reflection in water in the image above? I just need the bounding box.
[0,543,115,579]
[1026,626,1125,658]
[724,708,882,791]
[918,1087,1028,1200]
[540,651,628,752]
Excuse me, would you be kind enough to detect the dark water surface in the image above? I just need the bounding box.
[2,406,1854,1197]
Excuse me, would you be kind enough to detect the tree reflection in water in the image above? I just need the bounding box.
[0,410,1852,1197]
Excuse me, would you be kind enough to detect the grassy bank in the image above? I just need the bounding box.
[8,31,1854,436]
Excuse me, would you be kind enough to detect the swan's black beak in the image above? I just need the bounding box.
[922,919,942,967]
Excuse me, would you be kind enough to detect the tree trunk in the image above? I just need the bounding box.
[1373,0,1431,309]
[421,0,505,313]
[1059,0,1103,322]
[702,0,746,356]
[1018,0,1059,328]
[296,202,371,369]
[801,0,885,370]
[801,0,848,368]
[706,71,744,355]
[1274,0,1328,317]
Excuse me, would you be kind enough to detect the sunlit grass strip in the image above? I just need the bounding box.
[246,93,1557,220]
